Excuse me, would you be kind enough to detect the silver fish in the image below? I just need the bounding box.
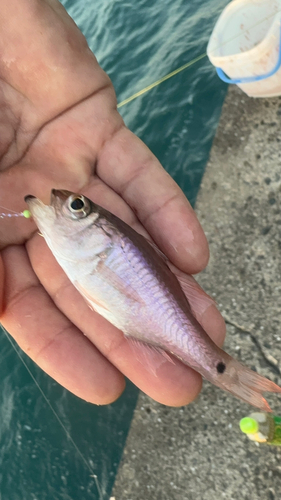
[25,189,281,411]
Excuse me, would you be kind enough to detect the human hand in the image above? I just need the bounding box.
[0,0,225,406]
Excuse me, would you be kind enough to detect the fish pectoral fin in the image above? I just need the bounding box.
[125,336,175,376]
[74,281,110,313]
[74,280,124,329]
[95,260,145,305]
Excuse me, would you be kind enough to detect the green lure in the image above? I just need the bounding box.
[240,412,281,445]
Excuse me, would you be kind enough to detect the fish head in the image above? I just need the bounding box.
[25,190,113,264]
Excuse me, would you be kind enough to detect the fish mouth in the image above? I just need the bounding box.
[25,189,86,217]
[24,193,46,210]
[25,190,74,208]
[24,194,36,203]
[24,192,55,222]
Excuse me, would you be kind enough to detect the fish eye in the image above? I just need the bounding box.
[70,197,84,211]
[67,195,90,219]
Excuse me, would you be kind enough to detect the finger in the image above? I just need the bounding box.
[97,126,209,274]
[0,245,125,405]
[82,178,152,239]
[27,234,225,407]
[0,255,4,314]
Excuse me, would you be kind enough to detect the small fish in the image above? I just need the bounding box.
[25,190,281,411]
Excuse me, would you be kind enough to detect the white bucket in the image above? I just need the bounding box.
[207,0,281,97]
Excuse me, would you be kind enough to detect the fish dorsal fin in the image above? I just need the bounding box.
[144,236,215,315]
[143,236,169,263]
[167,262,215,313]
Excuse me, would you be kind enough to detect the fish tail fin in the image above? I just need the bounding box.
[215,358,281,411]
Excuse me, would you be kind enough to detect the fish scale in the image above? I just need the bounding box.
[117,235,190,345]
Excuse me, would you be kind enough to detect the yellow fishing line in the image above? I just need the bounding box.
[117,52,206,108]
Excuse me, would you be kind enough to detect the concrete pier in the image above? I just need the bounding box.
[112,86,281,500]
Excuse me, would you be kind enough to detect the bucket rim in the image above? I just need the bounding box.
[207,2,281,64]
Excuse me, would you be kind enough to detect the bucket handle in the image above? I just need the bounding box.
[216,24,281,84]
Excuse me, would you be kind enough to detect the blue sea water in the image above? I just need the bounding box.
[0,0,229,499]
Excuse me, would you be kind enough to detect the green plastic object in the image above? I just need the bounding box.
[240,417,259,434]
[22,209,32,218]
[240,413,281,445]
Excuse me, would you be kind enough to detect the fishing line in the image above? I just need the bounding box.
[0,204,22,214]
[117,53,206,108]
[117,9,281,108]
[0,205,31,219]
[1,326,104,500]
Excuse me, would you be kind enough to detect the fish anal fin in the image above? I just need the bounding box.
[125,336,175,377]
[74,280,109,313]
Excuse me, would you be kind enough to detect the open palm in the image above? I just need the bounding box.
[0,0,225,406]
